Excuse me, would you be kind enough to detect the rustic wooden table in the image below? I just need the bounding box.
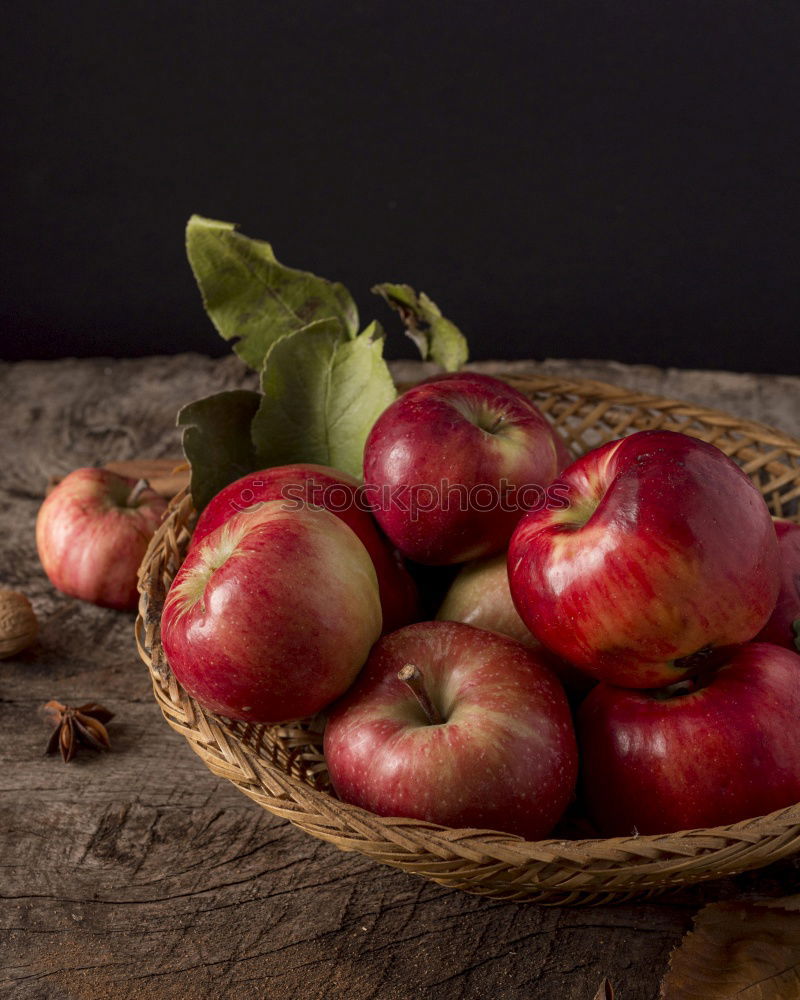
[3,354,800,1000]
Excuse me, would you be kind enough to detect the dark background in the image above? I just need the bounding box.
[2,2,799,373]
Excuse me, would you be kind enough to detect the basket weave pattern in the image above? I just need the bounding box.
[136,374,800,904]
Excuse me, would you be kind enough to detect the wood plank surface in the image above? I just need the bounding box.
[2,354,799,1000]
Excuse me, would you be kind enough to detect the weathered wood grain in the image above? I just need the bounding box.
[1,354,799,1000]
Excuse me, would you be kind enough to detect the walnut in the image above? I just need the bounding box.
[0,590,38,658]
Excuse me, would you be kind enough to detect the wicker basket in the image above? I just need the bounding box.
[135,372,800,904]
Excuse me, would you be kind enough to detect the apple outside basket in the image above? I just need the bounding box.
[135,373,800,905]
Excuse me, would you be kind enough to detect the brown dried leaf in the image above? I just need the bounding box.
[593,979,614,1000]
[661,898,800,999]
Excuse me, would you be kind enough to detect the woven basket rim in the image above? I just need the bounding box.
[136,370,800,900]
[408,370,800,456]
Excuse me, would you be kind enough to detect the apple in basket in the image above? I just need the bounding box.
[161,501,382,723]
[435,552,593,698]
[437,551,535,646]
[363,372,569,565]
[578,643,800,835]
[755,519,800,651]
[36,468,168,611]
[189,463,420,632]
[508,429,781,688]
[323,621,578,839]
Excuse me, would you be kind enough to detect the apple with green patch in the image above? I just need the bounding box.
[36,468,167,611]
[509,430,780,687]
[324,621,578,839]
[363,372,569,565]
[436,551,594,697]
[161,501,382,723]
[190,463,420,632]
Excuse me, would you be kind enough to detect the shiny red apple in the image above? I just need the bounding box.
[508,430,780,687]
[161,500,382,723]
[36,468,167,611]
[363,372,567,565]
[421,371,572,473]
[190,463,419,633]
[324,621,578,839]
[578,643,800,835]
[755,519,800,651]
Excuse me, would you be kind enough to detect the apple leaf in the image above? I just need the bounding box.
[372,282,468,372]
[251,320,397,478]
[177,389,262,512]
[186,215,359,371]
[660,897,800,999]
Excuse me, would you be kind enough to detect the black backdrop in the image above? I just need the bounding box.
[2,2,799,373]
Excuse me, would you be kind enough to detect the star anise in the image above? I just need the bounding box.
[43,700,114,763]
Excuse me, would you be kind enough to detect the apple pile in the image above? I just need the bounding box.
[157,370,800,840]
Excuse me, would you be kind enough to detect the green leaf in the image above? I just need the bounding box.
[178,389,262,511]
[251,320,397,478]
[186,215,359,370]
[372,282,468,371]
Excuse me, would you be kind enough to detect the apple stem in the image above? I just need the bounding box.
[127,478,150,507]
[651,677,697,701]
[397,664,443,725]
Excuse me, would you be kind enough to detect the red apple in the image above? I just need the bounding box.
[190,464,419,632]
[552,427,573,472]
[578,643,800,835]
[422,371,573,473]
[36,468,168,611]
[437,552,535,646]
[755,519,800,651]
[508,430,780,687]
[324,621,578,839]
[363,372,566,565]
[161,500,382,723]
[436,552,594,698]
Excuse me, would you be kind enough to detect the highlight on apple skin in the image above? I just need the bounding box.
[161,500,382,724]
[578,643,800,836]
[508,429,781,688]
[36,467,168,611]
[362,372,567,565]
[190,463,420,633]
[755,518,800,651]
[323,621,579,840]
